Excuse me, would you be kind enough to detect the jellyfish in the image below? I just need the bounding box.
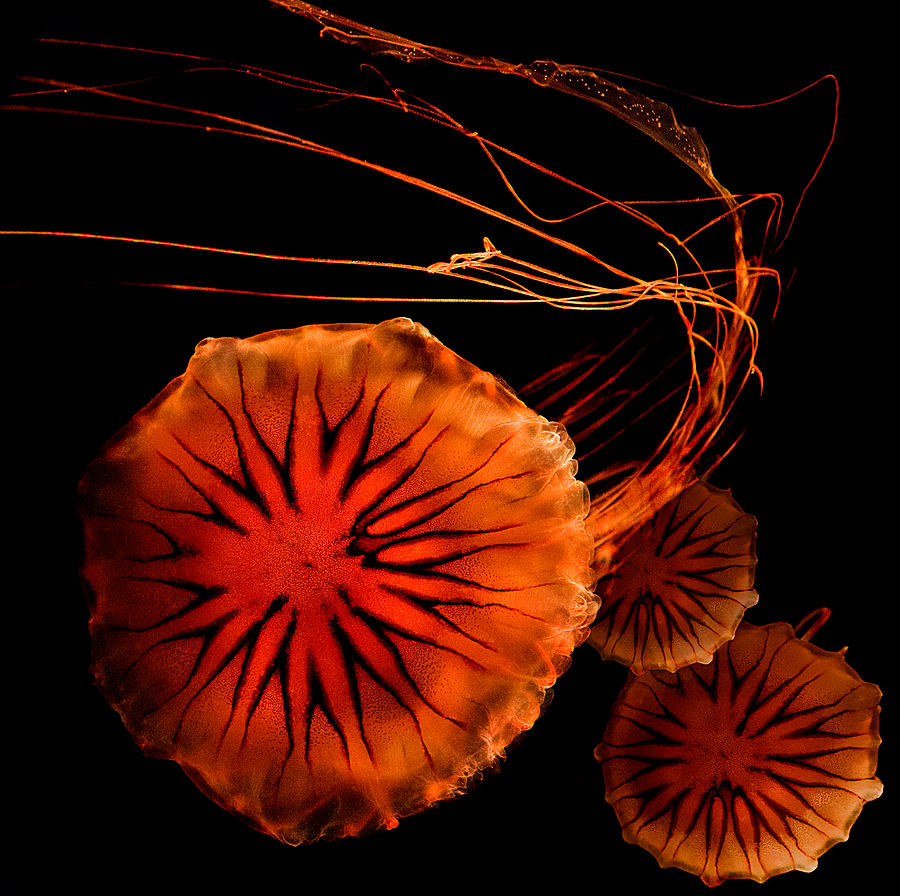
[595,609,883,885]
[10,2,776,679]
[588,480,758,675]
[79,318,597,841]
[4,0,876,875]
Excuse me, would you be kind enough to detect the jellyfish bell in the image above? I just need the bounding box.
[588,479,759,675]
[79,317,597,842]
[595,609,883,886]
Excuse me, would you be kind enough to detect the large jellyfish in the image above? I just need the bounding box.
[80,318,596,842]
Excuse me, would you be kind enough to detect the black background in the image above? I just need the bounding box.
[5,1,888,890]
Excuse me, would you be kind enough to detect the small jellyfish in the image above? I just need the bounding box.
[79,318,596,843]
[588,480,758,675]
[595,610,883,886]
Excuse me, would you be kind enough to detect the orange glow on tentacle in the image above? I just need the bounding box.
[7,41,773,556]
[8,74,666,292]
[7,37,782,289]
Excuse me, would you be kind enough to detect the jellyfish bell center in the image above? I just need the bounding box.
[623,542,667,597]
[229,507,361,612]
[682,702,760,787]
